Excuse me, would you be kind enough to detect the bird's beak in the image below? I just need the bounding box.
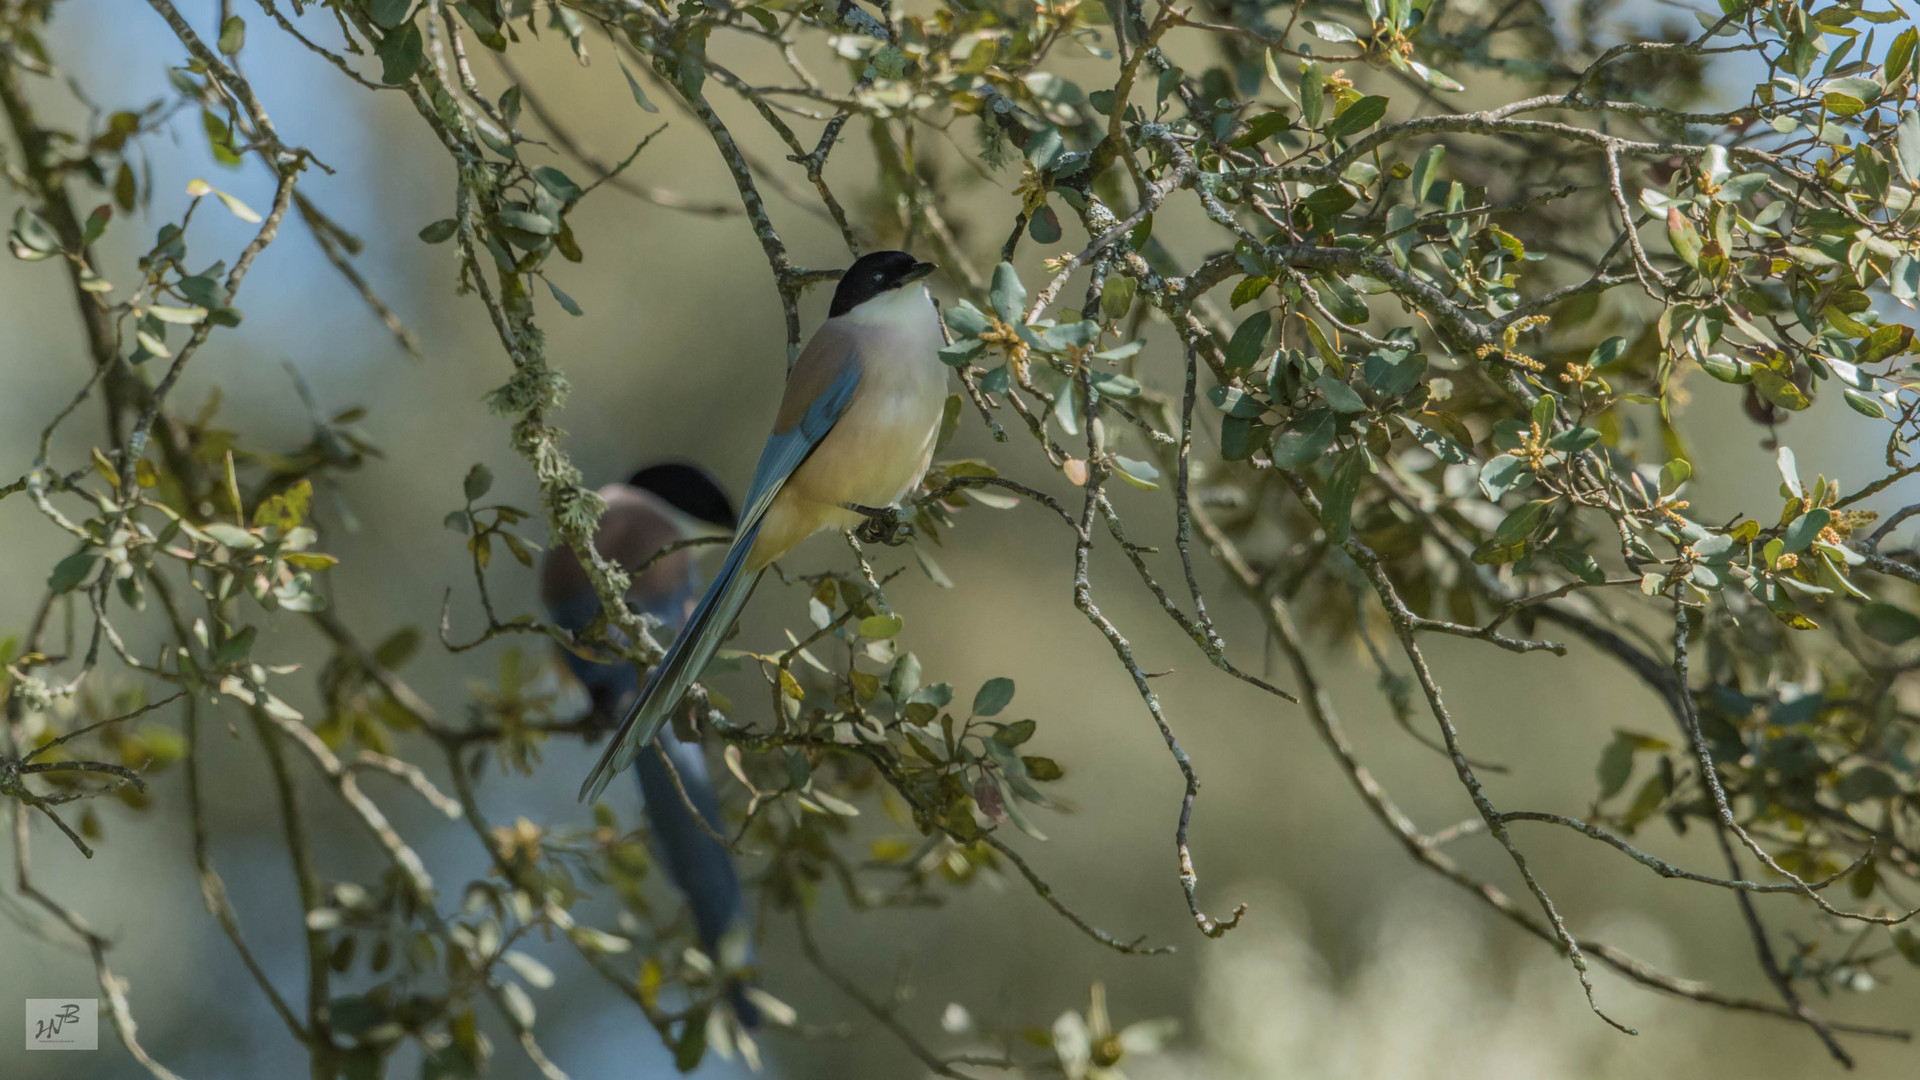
[904,261,937,283]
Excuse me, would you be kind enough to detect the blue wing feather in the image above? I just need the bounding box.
[579,360,862,803]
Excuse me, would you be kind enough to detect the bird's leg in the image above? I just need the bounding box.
[844,502,915,546]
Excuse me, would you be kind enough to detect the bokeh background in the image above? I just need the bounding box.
[2,2,1915,1077]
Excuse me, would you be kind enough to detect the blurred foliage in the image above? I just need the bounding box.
[3,0,1920,1075]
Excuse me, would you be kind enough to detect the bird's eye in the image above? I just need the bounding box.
[874,272,884,280]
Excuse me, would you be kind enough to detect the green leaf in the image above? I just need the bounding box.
[1219,417,1264,461]
[1410,144,1444,202]
[1100,276,1137,320]
[1620,769,1669,830]
[1596,735,1634,799]
[1303,18,1360,43]
[1837,766,1901,804]
[177,275,222,309]
[1691,530,1734,560]
[253,479,311,530]
[989,262,1027,325]
[80,204,111,248]
[1582,337,1624,369]
[1716,172,1770,202]
[202,523,259,549]
[1024,125,1064,169]
[376,22,423,85]
[1325,95,1388,138]
[1479,455,1533,500]
[1843,388,1886,418]
[418,218,458,244]
[1128,213,1153,251]
[1554,548,1606,585]
[674,1004,708,1072]
[1297,315,1345,376]
[886,652,922,702]
[908,682,953,709]
[210,187,262,223]
[1403,416,1470,463]
[1043,320,1102,350]
[1320,449,1365,544]
[1698,352,1750,383]
[1659,458,1692,496]
[464,463,493,502]
[1824,92,1867,117]
[533,166,584,204]
[370,0,413,28]
[1112,456,1160,490]
[214,625,258,668]
[1299,61,1324,129]
[1027,204,1062,244]
[1270,409,1337,468]
[1751,367,1810,410]
[1362,349,1424,399]
[1297,184,1358,223]
[1230,275,1272,310]
[1858,602,1920,645]
[943,301,992,338]
[1492,499,1549,545]
[1896,109,1920,183]
[1665,208,1702,267]
[994,719,1037,747]
[374,627,422,669]
[145,305,206,325]
[939,340,985,367]
[619,61,660,113]
[1314,374,1366,413]
[1776,445,1802,498]
[1232,109,1292,148]
[859,613,904,640]
[1888,30,1918,94]
[1406,58,1463,92]
[1023,756,1064,781]
[972,677,1016,717]
[1548,427,1601,452]
[1089,370,1141,399]
[544,278,583,316]
[48,551,97,593]
[1780,507,1831,553]
[12,206,58,254]
[217,15,245,56]
[1224,311,1271,372]
[497,209,555,236]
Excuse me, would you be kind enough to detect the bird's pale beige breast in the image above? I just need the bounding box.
[747,304,945,570]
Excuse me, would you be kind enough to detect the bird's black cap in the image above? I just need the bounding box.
[628,463,737,530]
[828,250,936,318]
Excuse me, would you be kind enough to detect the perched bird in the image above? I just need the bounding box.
[540,462,759,1025]
[579,250,946,803]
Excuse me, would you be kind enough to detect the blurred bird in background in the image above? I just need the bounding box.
[580,250,946,803]
[541,462,760,1026]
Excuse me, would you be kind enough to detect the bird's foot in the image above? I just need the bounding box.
[846,503,915,546]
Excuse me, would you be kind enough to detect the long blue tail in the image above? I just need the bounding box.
[579,520,764,804]
[550,582,760,1026]
[634,735,760,1026]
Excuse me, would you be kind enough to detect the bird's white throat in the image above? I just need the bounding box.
[838,283,935,328]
